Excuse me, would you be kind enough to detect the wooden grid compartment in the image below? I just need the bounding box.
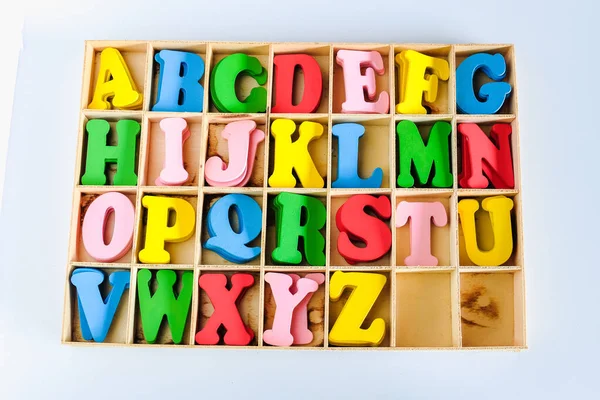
[270,44,331,115]
[64,41,525,351]
[147,41,208,112]
[395,193,453,267]
[264,191,328,266]
[134,190,199,265]
[70,189,137,264]
[460,270,525,347]
[132,266,196,345]
[200,193,264,266]
[458,193,523,267]
[393,44,454,115]
[206,43,271,114]
[267,114,329,189]
[394,116,455,189]
[332,44,392,115]
[141,113,203,187]
[64,264,133,344]
[328,269,393,348]
[331,115,393,189]
[195,269,261,346]
[395,269,458,347]
[329,192,393,267]
[454,44,516,115]
[263,269,326,347]
[456,115,521,192]
[81,41,150,111]
[205,114,267,188]
[77,111,144,188]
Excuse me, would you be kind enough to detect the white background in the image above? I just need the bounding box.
[1,0,599,398]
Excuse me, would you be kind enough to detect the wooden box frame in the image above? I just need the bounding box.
[63,41,526,350]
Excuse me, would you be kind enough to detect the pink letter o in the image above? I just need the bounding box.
[82,192,135,262]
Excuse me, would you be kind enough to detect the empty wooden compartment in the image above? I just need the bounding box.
[460,270,525,347]
[395,269,458,347]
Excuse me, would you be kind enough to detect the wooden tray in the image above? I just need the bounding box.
[62,41,525,350]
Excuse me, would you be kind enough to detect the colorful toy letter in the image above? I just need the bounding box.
[332,123,383,188]
[196,273,255,346]
[138,196,195,264]
[272,54,323,113]
[210,53,267,113]
[458,196,514,266]
[397,120,452,188]
[81,192,135,262]
[152,50,204,112]
[456,53,512,114]
[396,50,449,114]
[81,119,140,186]
[268,119,324,188]
[271,192,326,266]
[289,273,325,345]
[71,268,130,342]
[204,120,265,187]
[88,48,143,110]
[458,123,514,189]
[156,117,190,186]
[395,201,447,266]
[336,50,389,114]
[329,271,387,346]
[263,272,324,346]
[204,194,262,263]
[336,195,391,264]
[137,269,193,344]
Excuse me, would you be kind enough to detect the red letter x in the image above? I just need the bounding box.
[195,273,255,345]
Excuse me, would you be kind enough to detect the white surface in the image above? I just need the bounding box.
[1,0,599,398]
[0,8,24,211]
